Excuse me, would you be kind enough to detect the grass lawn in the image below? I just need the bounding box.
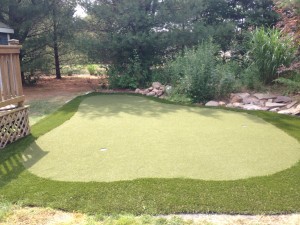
[23,95,299,182]
[0,93,300,215]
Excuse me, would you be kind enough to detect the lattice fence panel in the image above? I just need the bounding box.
[0,106,30,149]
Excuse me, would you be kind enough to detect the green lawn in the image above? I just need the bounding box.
[23,95,300,182]
[0,93,300,215]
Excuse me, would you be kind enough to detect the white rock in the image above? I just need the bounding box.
[205,101,219,107]
[265,102,287,108]
[269,107,280,112]
[152,82,162,89]
[233,102,243,108]
[287,101,298,109]
[146,92,156,97]
[242,104,263,110]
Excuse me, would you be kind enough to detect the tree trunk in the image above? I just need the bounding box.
[53,2,61,79]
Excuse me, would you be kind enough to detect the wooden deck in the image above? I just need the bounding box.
[0,45,30,149]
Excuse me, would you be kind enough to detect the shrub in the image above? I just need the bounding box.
[249,27,296,84]
[240,64,264,90]
[165,40,238,102]
[275,73,300,94]
[87,64,97,75]
[108,50,150,89]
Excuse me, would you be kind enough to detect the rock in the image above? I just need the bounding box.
[219,101,226,106]
[236,93,250,99]
[243,97,259,105]
[230,94,243,103]
[267,99,273,103]
[265,102,287,108]
[146,92,156,97]
[294,105,300,115]
[286,101,298,109]
[156,90,164,97]
[165,85,172,95]
[135,88,141,94]
[242,104,264,111]
[205,101,219,107]
[269,107,280,112]
[142,89,150,95]
[159,85,165,92]
[226,103,234,108]
[278,108,296,115]
[152,82,162,89]
[254,93,277,100]
[233,102,243,108]
[148,87,153,91]
[274,96,292,103]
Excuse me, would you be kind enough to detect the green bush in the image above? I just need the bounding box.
[240,64,264,90]
[108,66,139,89]
[249,27,296,84]
[165,40,238,102]
[87,64,97,75]
[108,50,150,89]
[275,73,300,94]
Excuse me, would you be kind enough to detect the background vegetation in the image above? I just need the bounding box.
[3,0,299,99]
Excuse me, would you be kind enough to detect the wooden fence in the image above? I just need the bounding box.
[0,45,30,149]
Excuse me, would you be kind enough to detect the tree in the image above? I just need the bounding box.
[0,0,49,82]
[46,0,77,79]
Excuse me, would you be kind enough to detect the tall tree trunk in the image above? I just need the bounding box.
[53,1,61,79]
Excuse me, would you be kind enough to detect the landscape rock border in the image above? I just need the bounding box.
[135,82,300,116]
[206,93,300,116]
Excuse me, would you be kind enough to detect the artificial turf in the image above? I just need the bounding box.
[22,95,300,182]
[0,93,300,215]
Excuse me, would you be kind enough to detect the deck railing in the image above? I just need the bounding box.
[0,44,30,149]
[0,45,24,108]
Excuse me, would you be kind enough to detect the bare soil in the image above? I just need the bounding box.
[23,74,102,103]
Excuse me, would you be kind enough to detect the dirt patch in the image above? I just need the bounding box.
[23,75,102,103]
[2,207,300,225]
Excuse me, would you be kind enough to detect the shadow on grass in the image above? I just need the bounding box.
[77,94,269,127]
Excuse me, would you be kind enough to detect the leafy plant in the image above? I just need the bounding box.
[165,40,238,102]
[87,64,97,75]
[108,50,150,89]
[249,27,296,84]
[275,73,300,94]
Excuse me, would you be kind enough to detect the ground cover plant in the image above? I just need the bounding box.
[0,93,300,215]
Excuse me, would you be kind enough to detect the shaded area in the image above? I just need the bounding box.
[22,95,300,182]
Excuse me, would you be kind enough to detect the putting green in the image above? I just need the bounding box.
[23,95,300,182]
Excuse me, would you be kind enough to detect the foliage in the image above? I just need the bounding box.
[108,51,149,89]
[81,0,278,85]
[87,64,97,75]
[240,64,264,90]
[248,27,296,84]
[165,41,238,102]
[275,73,300,94]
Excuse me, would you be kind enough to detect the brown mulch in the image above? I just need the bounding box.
[23,75,102,103]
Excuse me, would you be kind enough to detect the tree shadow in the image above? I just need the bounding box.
[76,95,268,126]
